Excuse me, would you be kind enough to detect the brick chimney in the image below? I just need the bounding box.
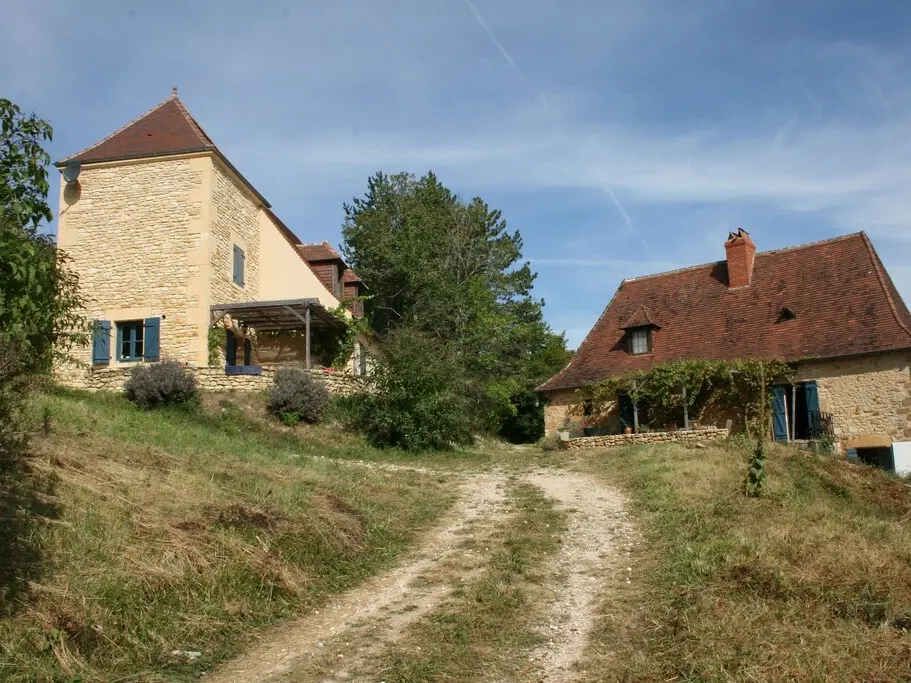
[724,228,756,288]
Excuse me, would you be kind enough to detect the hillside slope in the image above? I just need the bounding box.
[0,391,455,682]
[583,441,911,682]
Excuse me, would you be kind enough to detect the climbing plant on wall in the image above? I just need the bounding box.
[585,358,794,436]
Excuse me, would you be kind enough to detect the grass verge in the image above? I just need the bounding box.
[583,441,911,682]
[0,390,455,682]
[367,481,566,682]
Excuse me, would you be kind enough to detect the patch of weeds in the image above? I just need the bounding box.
[581,441,911,682]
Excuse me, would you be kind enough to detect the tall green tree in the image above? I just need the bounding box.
[1,98,54,230]
[0,99,86,371]
[342,171,568,440]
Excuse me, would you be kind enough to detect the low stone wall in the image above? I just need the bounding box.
[563,427,729,450]
[58,365,365,396]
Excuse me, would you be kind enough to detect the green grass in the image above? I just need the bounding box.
[370,481,567,682]
[0,390,457,682]
[582,441,911,682]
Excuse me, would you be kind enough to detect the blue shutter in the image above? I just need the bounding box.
[225,333,237,366]
[771,385,788,442]
[804,381,819,416]
[92,320,111,365]
[143,317,160,362]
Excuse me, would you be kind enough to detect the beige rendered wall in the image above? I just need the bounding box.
[258,212,341,307]
[56,155,212,370]
[795,351,911,448]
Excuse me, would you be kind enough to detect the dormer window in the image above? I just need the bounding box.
[630,328,650,355]
[621,304,660,356]
[778,306,797,322]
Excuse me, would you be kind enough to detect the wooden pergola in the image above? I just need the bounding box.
[210,298,345,370]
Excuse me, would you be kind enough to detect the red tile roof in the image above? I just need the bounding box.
[56,90,270,207]
[58,92,215,165]
[538,232,911,393]
[297,242,343,263]
[342,268,364,286]
[621,305,661,330]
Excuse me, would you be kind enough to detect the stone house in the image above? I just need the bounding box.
[54,89,373,392]
[537,230,911,469]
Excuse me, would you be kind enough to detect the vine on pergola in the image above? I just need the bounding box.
[584,358,794,436]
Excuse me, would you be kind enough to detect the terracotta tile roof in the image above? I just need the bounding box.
[297,242,343,263]
[621,305,660,330]
[57,92,216,165]
[342,268,364,286]
[56,90,270,207]
[538,232,911,393]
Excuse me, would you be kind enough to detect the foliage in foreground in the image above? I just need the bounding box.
[124,360,199,410]
[584,442,911,682]
[1,99,87,372]
[341,171,569,441]
[0,341,57,618]
[342,327,479,451]
[0,390,453,682]
[267,367,331,425]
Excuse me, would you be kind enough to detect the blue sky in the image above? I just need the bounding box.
[5,0,911,347]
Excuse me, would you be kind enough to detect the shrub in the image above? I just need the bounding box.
[538,433,562,451]
[267,367,330,424]
[124,361,199,410]
[343,327,478,451]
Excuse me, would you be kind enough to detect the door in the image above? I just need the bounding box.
[771,385,788,442]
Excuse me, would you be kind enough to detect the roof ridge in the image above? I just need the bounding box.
[624,232,865,284]
[860,231,911,340]
[171,95,216,147]
[58,96,175,164]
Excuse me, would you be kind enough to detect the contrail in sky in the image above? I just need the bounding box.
[460,0,543,100]
[605,183,650,250]
[461,0,642,248]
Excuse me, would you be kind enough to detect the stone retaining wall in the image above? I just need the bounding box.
[563,427,729,450]
[59,365,364,396]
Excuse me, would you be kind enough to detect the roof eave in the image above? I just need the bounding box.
[55,147,272,209]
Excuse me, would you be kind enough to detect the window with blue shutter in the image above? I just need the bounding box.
[116,321,144,361]
[92,320,111,365]
[771,385,788,442]
[233,245,245,287]
[143,317,160,362]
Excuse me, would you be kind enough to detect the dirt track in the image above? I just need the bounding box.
[203,463,636,683]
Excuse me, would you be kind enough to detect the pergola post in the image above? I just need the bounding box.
[682,384,689,430]
[305,305,311,370]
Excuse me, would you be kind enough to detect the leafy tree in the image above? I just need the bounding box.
[0,100,87,371]
[341,172,567,440]
[1,98,54,230]
[342,326,479,450]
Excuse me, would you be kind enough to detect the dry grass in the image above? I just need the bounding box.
[0,390,455,682]
[581,440,911,682]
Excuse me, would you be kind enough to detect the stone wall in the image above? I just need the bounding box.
[563,427,729,450]
[59,365,365,396]
[543,388,586,434]
[210,162,261,307]
[56,156,211,367]
[795,351,911,447]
